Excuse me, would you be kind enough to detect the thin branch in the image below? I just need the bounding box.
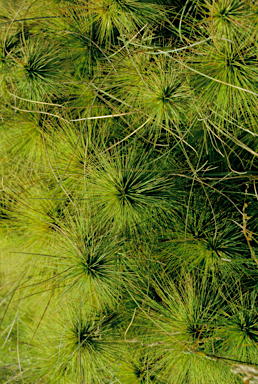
[124,308,137,341]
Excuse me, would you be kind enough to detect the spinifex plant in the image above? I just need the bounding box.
[47,206,126,307]
[201,0,253,42]
[87,144,175,235]
[136,274,244,383]
[159,191,251,276]
[216,288,258,364]
[36,302,122,383]
[0,0,258,383]
[9,38,68,101]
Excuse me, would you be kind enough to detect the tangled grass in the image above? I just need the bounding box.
[0,0,258,383]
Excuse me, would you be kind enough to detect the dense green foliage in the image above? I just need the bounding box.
[0,0,258,383]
